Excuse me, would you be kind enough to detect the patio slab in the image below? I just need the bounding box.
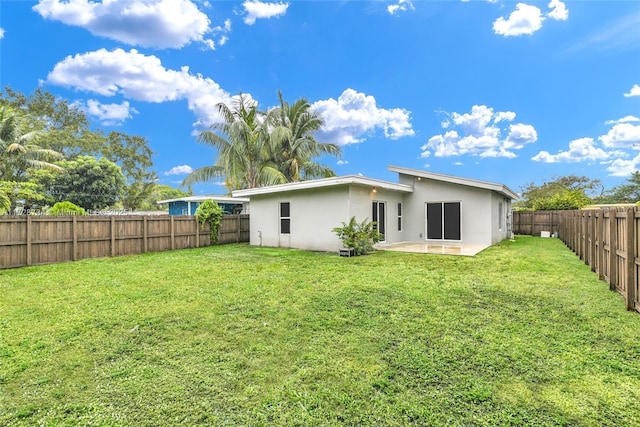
[375,241,489,256]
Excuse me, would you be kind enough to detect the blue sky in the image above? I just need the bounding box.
[1,0,639,195]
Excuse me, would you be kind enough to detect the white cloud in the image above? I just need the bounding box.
[493,3,544,37]
[33,0,214,49]
[311,89,414,145]
[421,105,537,158]
[624,84,640,97]
[336,160,349,165]
[504,123,538,149]
[165,165,193,175]
[82,99,137,125]
[388,0,415,16]
[213,18,232,46]
[533,118,639,176]
[605,115,640,125]
[0,28,5,39]
[494,111,516,123]
[599,123,640,149]
[607,153,640,177]
[45,48,233,131]
[532,137,617,163]
[243,0,289,25]
[547,0,568,21]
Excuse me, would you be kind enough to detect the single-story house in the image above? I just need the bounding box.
[232,165,517,253]
[157,195,249,216]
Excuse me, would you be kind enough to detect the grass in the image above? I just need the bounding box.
[1,236,639,426]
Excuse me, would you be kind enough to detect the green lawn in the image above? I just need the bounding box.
[1,237,639,426]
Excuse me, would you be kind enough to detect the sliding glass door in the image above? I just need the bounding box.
[425,202,460,241]
[372,201,386,241]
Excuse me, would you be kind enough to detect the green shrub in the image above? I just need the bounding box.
[195,200,224,243]
[532,189,591,210]
[332,216,383,255]
[0,191,9,214]
[48,201,86,216]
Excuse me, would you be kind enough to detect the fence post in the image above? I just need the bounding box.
[72,216,78,261]
[237,215,241,243]
[530,212,535,236]
[597,211,604,280]
[581,211,587,261]
[111,216,116,257]
[195,216,199,248]
[170,216,175,250]
[625,208,635,310]
[26,215,32,266]
[609,211,618,291]
[143,216,148,253]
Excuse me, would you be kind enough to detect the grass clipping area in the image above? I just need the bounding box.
[1,237,639,426]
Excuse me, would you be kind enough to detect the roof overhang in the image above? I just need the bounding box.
[388,165,519,200]
[232,175,413,197]
[157,195,250,205]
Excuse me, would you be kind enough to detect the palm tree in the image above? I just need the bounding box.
[0,106,64,181]
[268,91,342,181]
[182,95,286,192]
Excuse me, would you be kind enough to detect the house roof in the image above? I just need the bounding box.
[232,175,413,197]
[157,195,250,205]
[387,165,519,200]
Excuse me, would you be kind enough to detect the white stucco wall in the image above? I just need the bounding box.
[247,186,350,252]
[247,184,409,252]
[347,186,406,244]
[397,174,494,246]
[490,192,513,244]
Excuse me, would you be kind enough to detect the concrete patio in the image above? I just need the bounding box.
[375,241,489,256]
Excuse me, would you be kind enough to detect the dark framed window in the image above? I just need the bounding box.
[280,202,290,234]
[397,203,403,231]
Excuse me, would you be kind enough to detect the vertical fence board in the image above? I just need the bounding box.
[626,211,635,310]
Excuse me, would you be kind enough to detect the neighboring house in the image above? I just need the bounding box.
[232,165,517,252]
[157,196,249,216]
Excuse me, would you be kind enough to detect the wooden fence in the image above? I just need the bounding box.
[551,208,639,313]
[0,214,249,269]
[512,210,562,236]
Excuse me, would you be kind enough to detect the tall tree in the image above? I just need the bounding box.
[268,91,341,181]
[103,132,157,210]
[2,88,157,209]
[1,86,103,157]
[182,95,286,192]
[0,106,64,181]
[516,175,602,210]
[602,171,640,204]
[30,156,126,210]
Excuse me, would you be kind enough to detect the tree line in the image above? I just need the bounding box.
[1,86,636,215]
[0,87,187,214]
[516,173,640,211]
[0,88,342,215]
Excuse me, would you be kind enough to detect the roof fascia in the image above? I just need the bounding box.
[388,165,518,200]
[232,175,412,197]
